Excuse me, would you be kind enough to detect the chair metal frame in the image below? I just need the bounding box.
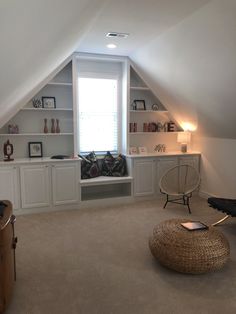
[208,197,236,226]
[161,191,193,214]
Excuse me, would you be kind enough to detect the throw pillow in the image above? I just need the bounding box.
[102,151,127,177]
[79,151,101,179]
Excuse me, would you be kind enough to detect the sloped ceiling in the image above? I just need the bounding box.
[77,0,210,56]
[131,0,236,138]
[0,0,107,128]
[1,0,235,140]
[0,0,210,128]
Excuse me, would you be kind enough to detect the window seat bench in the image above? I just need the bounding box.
[80,176,133,201]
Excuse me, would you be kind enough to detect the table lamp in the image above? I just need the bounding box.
[177,131,191,153]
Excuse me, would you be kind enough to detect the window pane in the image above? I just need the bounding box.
[78,77,118,153]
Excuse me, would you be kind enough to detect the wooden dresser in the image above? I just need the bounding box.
[0,201,16,313]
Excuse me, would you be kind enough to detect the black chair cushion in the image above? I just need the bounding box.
[208,197,236,217]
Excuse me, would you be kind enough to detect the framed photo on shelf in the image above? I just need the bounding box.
[42,97,56,109]
[129,146,138,155]
[28,142,43,158]
[138,146,148,154]
[134,99,146,111]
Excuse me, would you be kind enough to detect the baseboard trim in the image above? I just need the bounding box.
[199,190,213,199]
[14,203,80,215]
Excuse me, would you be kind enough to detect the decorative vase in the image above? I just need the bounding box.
[51,118,55,133]
[44,118,48,133]
[56,119,60,133]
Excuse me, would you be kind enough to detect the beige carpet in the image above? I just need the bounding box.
[6,197,236,314]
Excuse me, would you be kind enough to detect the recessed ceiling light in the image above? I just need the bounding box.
[106,43,117,49]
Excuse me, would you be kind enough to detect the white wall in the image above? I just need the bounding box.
[193,135,236,198]
[131,0,236,139]
[129,0,236,197]
[0,0,106,128]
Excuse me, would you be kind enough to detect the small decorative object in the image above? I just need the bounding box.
[157,122,165,132]
[143,123,148,132]
[131,102,136,110]
[44,118,48,134]
[177,131,191,153]
[138,146,148,154]
[129,122,137,132]
[28,142,43,158]
[152,104,159,111]
[129,123,133,133]
[32,98,42,108]
[8,124,19,134]
[150,122,157,132]
[163,122,169,132]
[42,97,56,109]
[133,100,146,111]
[3,140,14,161]
[167,121,176,132]
[51,118,55,133]
[129,147,138,155]
[154,144,166,152]
[56,119,60,133]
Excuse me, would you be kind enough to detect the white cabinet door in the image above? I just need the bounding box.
[0,166,19,209]
[179,156,200,171]
[134,159,155,196]
[20,165,50,208]
[52,163,79,205]
[156,157,178,194]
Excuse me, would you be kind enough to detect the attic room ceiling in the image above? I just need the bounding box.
[131,0,236,138]
[2,0,235,140]
[76,0,210,56]
[0,0,107,128]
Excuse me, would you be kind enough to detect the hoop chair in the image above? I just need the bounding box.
[159,164,201,214]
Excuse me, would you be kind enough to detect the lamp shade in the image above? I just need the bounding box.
[177,131,191,144]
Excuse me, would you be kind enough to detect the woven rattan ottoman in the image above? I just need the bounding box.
[149,219,230,274]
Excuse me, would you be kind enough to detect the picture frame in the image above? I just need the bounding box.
[134,99,146,111]
[28,142,43,158]
[138,146,148,154]
[42,97,56,109]
[129,146,138,155]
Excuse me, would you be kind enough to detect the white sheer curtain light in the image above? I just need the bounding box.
[78,77,118,154]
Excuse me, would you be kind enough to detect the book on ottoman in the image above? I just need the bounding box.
[181,221,208,231]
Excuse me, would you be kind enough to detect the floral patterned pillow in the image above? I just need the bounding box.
[79,152,101,179]
[102,151,127,177]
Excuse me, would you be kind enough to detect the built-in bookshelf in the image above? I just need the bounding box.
[0,61,74,158]
[128,65,181,153]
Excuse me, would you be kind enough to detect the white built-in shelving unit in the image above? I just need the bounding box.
[128,63,181,153]
[21,108,73,111]
[0,53,199,212]
[0,61,74,158]
[0,55,183,159]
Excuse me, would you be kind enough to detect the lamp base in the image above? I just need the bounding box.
[181,144,187,153]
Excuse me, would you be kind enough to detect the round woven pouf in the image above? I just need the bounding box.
[149,219,230,274]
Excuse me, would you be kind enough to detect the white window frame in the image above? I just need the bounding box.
[77,70,122,155]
